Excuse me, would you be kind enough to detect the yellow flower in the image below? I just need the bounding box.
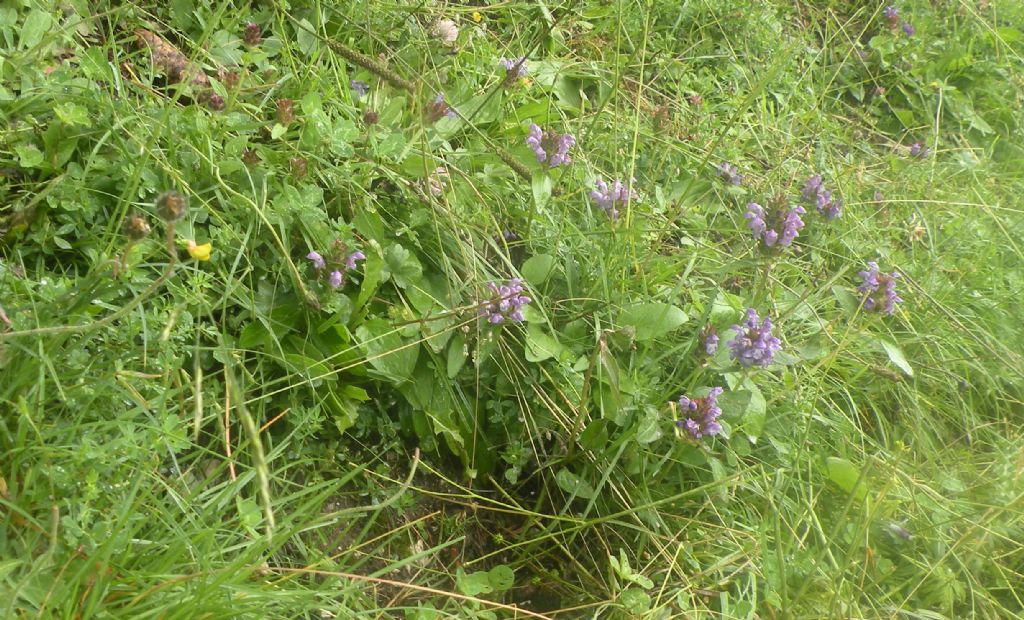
[186,239,212,261]
[471,11,482,23]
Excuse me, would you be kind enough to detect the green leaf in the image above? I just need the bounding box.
[532,172,552,212]
[446,333,467,378]
[826,457,867,500]
[355,319,419,384]
[20,10,51,49]
[521,254,555,286]
[55,103,90,127]
[381,244,423,289]
[619,589,651,614]
[525,324,566,363]
[635,405,662,445]
[16,144,44,169]
[880,339,913,377]
[456,565,515,596]
[617,302,687,342]
[555,468,595,499]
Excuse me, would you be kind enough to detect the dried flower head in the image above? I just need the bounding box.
[123,213,152,240]
[276,98,295,124]
[431,19,459,46]
[857,261,902,314]
[526,124,576,167]
[290,156,308,179]
[728,308,782,368]
[363,110,379,125]
[676,387,724,440]
[244,22,262,46]
[204,93,225,111]
[242,148,260,166]
[883,6,899,22]
[155,190,188,222]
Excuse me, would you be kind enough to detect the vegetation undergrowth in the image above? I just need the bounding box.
[2,0,1023,617]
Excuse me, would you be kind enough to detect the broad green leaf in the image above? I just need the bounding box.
[880,339,913,377]
[555,468,595,499]
[446,333,467,378]
[525,324,565,363]
[521,254,555,286]
[635,405,662,445]
[618,302,688,341]
[381,244,423,289]
[20,10,51,49]
[355,319,419,384]
[532,172,552,212]
[826,457,867,500]
[619,589,651,614]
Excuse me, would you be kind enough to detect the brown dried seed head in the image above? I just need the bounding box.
[155,191,188,222]
[242,149,260,166]
[362,110,379,125]
[290,156,308,179]
[276,99,295,124]
[123,213,152,240]
[244,22,262,46]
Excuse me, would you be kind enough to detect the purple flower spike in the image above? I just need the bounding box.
[901,22,916,36]
[884,6,899,21]
[427,93,457,122]
[676,387,724,440]
[800,174,842,220]
[480,278,532,324]
[307,251,326,270]
[499,57,528,81]
[909,141,930,158]
[746,202,805,249]
[857,261,903,314]
[728,308,782,368]
[719,162,742,186]
[526,124,576,168]
[350,80,369,97]
[590,178,638,220]
[701,325,719,355]
[345,251,366,271]
[328,270,344,289]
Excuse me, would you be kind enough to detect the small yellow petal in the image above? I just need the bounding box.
[471,11,482,23]
[186,240,213,261]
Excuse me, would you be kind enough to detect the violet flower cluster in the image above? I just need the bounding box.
[307,247,366,289]
[745,201,805,249]
[728,308,782,368]
[909,141,930,158]
[426,93,457,122]
[589,178,637,220]
[500,57,528,82]
[801,174,842,220]
[526,124,576,167]
[718,162,742,186]
[480,278,532,324]
[883,6,915,36]
[857,261,902,314]
[700,325,719,356]
[350,80,369,97]
[676,387,724,440]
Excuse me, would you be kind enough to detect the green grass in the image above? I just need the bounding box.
[2,0,1024,618]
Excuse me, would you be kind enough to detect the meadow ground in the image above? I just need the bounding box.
[2,1,1023,618]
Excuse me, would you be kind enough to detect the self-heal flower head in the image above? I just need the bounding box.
[350,79,369,97]
[480,278,531,324]
[909,141,930,158]
[426,93,457,122]
[345,251,366,271]
[800,174,842,220]
[700,325,719,356]
[328,270,344,289]
[745,202,805,249]
[590,178,638,220]
[857,261,902,314]
[883,6,899,21]
[676,387,725,440]
[728,308,782,368]
[526,124,576,167]
[718,162,742,186]
[307,251,326,270]
[901,22,916,36]
[499,57,528,82]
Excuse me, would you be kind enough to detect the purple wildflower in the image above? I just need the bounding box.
[307,251,326,270]
[526,124,576,167]
[701,325,719,355]
[676,387,724,440]
[873,190,884,203]
[345,251,366,271]
[728,308,782,368]
[883,6,899,22]
[800,174,842,220]
[909,141,930,158]
[350,80,369,97]
[718,162,742,186]
[857,261,902,314]
[901,22,916,36]
[499,57,528,82]
[745,202,805,249]
[426,93,457,122]
[480,278,532,324]
[328,270,344,289]
[589,178,638,220]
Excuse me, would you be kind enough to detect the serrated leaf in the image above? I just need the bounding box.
[618,302,687,341]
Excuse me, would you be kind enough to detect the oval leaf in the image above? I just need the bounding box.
[618,303,688,342]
